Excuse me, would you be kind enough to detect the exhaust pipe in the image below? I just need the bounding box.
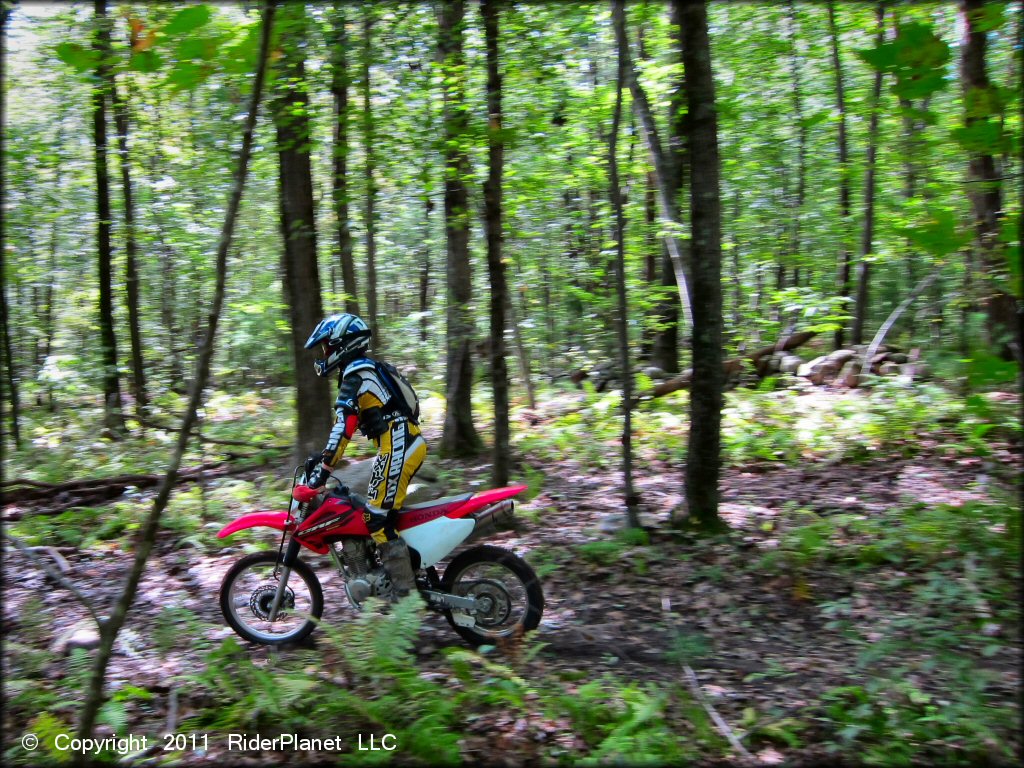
[466,500,517,542]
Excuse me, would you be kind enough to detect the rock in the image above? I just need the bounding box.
[797,355,828,378]
[879,361,899,375]
[642,366,668,381]
[811,361,840,385]
[827,349,857,366]
[898,362,930,380]
[50,620,101,655]
[838,360,862,388]
[780,355,803,375]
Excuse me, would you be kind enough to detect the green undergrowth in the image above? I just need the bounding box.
[8,474,293,552]
[750,498,1021,764]
[2,388,297,484]
[98,599,717,766]
[512,379,1019,469]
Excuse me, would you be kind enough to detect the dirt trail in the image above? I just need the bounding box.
[3,445,1019,764]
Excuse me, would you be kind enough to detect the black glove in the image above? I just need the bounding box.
[303,454,319,483]
[304,453,327,487]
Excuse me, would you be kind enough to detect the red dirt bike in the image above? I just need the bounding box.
[216,470,544,647]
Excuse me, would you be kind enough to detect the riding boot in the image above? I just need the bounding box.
[379,537,416,598]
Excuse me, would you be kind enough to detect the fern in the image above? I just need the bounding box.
[98,700,128,732]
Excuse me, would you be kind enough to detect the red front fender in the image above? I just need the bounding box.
[217,511,293,539]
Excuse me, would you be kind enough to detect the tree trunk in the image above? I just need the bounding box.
[611,0,693,333]
[330,2,359,316]
[610,1,640,529]
[0,211,19,448]
[420,190,431,347]
[509,289,537,411]
[731,191,743,346]
[786,0,806,312]
[959,0,1021,363]
[1019,1,1024,381]
[851,3,885,347]
[110,70,146,417]
[829,1,853,351]
[438,0,482,457]
[482,0,510,487]
[92,0,126,436]
[639,14,682,373]
[679,0,725,532]
[362,8,379,342]
[272,3,332,462]
[641,171,657,360]
[75,0,275,745]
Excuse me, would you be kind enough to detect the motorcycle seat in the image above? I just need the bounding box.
[400,492,473,513]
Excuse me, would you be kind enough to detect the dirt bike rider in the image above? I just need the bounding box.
[293,313,426,598]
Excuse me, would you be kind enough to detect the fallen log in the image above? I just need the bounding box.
[133,414,290,451]
[2,457,281,521]
[640,331,818,401]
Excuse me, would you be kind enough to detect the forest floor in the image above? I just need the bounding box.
[2,388,1021,766]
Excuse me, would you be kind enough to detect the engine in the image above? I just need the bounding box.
[337,538,392,606]
[339,537,371,577]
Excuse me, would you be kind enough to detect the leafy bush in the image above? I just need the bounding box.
[813,673,1017,765]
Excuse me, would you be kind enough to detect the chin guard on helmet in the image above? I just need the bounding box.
[305,313,372,378]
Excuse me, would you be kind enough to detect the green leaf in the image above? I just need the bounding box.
[799,111,828,130]
[163,5,212,37]
[177,36,216,62]
[129,49,163,73]
[167,61,204,91]
[55,42,98,73]
[951,120,1005,155]
[899,209,971,257]
[857,42,898,72]
[970,3,1007,32]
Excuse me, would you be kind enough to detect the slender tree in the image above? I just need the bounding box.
[610,0,640,529]
[959,0,1021,363]
[482,0,510,486]
[272,3,332,461]
[362,7,379,340]
[75,1,276,745]
[851,3,885,347]
[786,0,807,290]
[109,48,146,417]
[611,0,694,334]
[680,0,725,530]
[638,14,682,373]
[829,1,853,350]
[92,0,126,435]
[0,2,20,451]
[438,0,483,456]
[1019,1,1024,382]
[330,2,359,316]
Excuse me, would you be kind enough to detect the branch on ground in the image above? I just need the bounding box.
[3,531,104,627]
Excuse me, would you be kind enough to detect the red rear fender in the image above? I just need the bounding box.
[446,484,528,518]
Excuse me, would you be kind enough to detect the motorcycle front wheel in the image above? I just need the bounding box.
[440,544,544,646]
[219,551,324,645]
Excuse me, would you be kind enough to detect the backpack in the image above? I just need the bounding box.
[375,360,421,423]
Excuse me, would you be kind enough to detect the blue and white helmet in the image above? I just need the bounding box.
[304,313,372,377]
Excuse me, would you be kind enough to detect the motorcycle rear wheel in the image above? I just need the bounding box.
[219,551,324,645]
[440,545,544,646]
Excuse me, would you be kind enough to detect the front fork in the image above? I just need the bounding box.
[268,536,302,622]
